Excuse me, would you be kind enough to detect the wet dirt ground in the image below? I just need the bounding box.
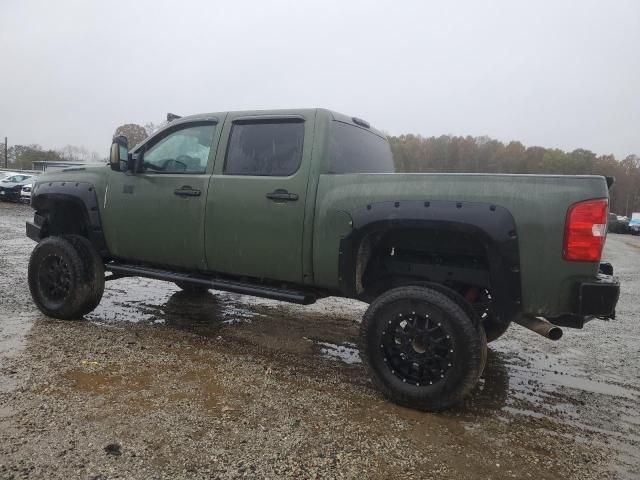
[0,201,639,479]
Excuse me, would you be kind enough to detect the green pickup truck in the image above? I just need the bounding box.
[25,108,620,410]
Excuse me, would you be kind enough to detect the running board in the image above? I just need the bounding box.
[105,264,317,305]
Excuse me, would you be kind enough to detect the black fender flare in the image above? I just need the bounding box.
[28,181,108,255]
[338,200,522,324]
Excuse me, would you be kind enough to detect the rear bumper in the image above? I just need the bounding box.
[577,270,619,317]
[551,263,620,328]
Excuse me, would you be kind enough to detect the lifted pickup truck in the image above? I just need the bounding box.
[25,108,620,410]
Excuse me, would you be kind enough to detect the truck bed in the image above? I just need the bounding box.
[313,173,610,316]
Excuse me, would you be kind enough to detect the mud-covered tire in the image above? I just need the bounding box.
[482,315,511,343]
[360,286,487,411]
[28,236,104,319]
[174,281,210,294]
[63,235,105,315]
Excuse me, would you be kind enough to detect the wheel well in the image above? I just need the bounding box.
[37,197,91,238]
[340,200,522,324]
[356,227,491,301]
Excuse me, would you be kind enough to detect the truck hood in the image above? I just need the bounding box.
[34,165,109,184]
[31,165,110,207]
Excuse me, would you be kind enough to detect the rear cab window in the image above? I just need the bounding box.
[329,121,394,174]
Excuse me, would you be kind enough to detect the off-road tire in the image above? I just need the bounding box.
[174,281,210,294]
[380,279,488,374]
[28,236,104,319]
[360,286,487,411]
[63,235,105,315]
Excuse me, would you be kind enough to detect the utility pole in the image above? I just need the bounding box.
[3,137,6,168]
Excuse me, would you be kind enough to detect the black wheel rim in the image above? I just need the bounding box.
[381,307,454,386]
[38,254,72,303]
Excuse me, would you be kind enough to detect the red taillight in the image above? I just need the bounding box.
[563,199,608,262]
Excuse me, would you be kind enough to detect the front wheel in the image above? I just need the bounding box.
[28,236,105,319]
[63,235,105,314]
[360,286,486,411]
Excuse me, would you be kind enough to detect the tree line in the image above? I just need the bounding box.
[0,123,157,171]
[2,127,638,216]
[389,134,640,216]
[0,143,104,170]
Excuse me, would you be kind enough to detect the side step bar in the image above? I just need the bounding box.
[106,264,317,305]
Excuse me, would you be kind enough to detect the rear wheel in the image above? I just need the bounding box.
[28,236,105,319]
[360,286,486,411]
[174,281,210,294]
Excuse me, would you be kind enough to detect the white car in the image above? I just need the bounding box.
[21,183,33,203]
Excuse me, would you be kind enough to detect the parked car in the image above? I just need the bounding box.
[21,183,33,203]
[608,213,630,234]
[629,213,640,235]
[24,108,620,411]
[0,174,33,202]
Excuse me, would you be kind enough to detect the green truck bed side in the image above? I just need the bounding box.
[312,173,609,316]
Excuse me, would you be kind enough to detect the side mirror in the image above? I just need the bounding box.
[110,136,129,171]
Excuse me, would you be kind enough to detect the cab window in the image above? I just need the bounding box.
[329,121,394,174]
[142,123,216,173]
[224,120,304,176]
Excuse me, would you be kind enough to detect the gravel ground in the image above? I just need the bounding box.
[0,201,639,479]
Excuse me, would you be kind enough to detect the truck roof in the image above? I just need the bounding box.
[171,108,387,139]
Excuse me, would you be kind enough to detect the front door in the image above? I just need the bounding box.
[102,121,219,270]
[205,113,314,283]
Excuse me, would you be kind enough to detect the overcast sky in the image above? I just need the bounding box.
[1,0,638,158]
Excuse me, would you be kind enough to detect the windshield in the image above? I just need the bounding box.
[2,175,31,183]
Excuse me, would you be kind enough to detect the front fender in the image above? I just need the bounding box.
[28,181,108,255]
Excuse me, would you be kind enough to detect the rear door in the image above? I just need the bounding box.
[205,112,315,283]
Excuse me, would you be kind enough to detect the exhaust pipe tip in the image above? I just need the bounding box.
[548,327,563,341]
[514,315,564,341]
